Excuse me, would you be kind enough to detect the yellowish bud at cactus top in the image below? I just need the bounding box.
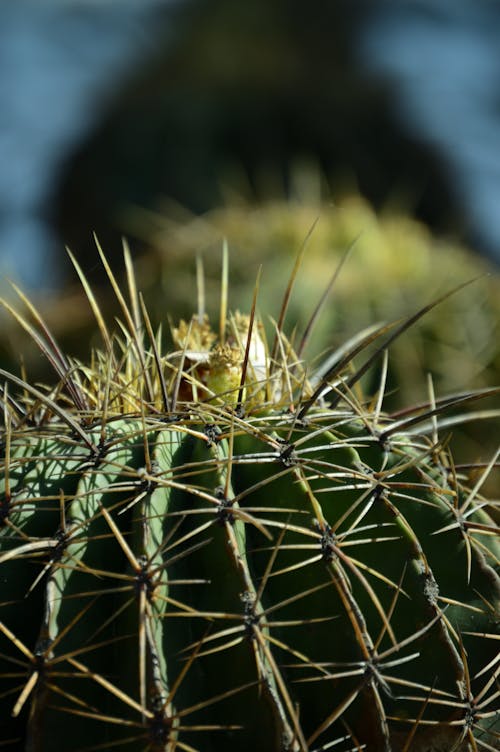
[169,310,274,407]
[206,344,242,404]
[172,314,216,358]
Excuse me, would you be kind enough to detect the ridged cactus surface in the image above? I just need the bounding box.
[0,250,499,752]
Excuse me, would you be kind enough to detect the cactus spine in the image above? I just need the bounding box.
[0,246,499,752]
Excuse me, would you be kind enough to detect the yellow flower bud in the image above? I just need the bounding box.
[206,344,242,405]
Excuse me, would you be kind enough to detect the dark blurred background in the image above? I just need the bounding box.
[1,0,500,292]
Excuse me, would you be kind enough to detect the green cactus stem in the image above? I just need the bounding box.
[0,245,499,752]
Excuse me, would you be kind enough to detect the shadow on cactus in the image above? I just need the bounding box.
[0,240,499,752]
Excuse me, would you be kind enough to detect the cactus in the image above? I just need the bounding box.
[128,195,500,405]
[0,245,499,752]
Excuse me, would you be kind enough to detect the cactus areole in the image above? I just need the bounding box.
[0,248,499,752]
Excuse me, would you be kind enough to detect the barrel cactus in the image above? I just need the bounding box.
[0,246,499,752]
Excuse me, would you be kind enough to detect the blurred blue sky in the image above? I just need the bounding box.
[1,0,500,290]
[356,0,500,265]
[0,0,177,290]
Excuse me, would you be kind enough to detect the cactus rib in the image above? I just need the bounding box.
[0,247,499,752]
